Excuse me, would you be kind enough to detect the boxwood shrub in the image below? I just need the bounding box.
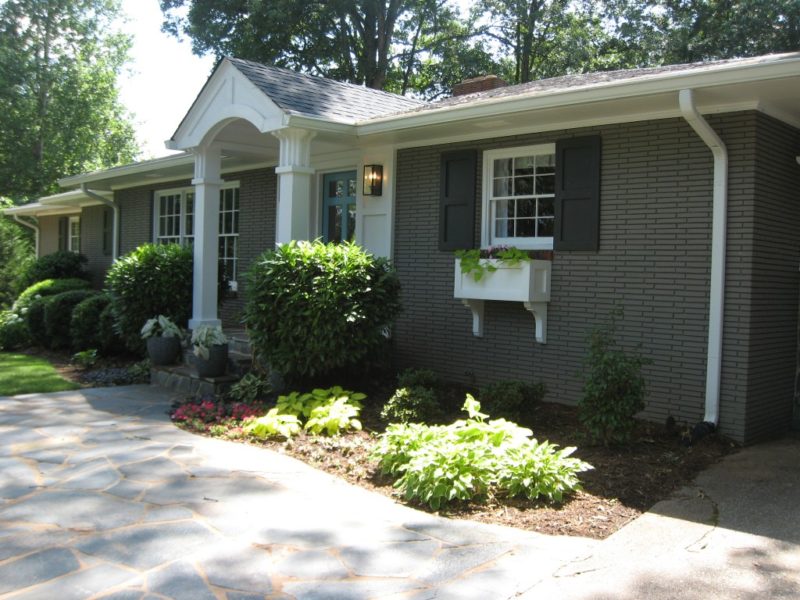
[0,310,30,351]
[479,380,546,423]
[71,293,115,353]
[98,302,123,355]
[26,296,53,346]
[22,250,90,287]
[13,278,92,314]
[105,243,193,354]
[45,289,98,350]
[243,240,401,381]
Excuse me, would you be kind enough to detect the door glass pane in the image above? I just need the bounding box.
[347,203,356,242]
[328,205,343,243]
[348,178,356,197]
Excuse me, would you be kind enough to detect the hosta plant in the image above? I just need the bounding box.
[141,315,183,339]
[246,409,302,439]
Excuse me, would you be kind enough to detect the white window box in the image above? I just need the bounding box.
[453,258,552,343]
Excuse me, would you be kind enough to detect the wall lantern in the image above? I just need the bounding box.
[363,164,383,196]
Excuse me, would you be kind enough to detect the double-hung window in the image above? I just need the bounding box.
[68,216,81,252]
[483,144,555,250]
[154,184,239,286]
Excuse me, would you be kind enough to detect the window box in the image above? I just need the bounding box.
[453,258,552,343]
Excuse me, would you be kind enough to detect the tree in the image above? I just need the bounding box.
[0,199,33,308]
[0,0,139,202]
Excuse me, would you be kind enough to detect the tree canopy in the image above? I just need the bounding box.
[0,0,139,202]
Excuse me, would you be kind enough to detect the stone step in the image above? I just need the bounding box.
[151,364,240,399]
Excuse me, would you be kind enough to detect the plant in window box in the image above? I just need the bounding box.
[140,315,184,366]
[455,246,531,281]
[191,325,228,378]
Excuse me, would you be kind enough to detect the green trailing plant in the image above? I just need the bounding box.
[72,349,98,369]
[227,372,273,404]
[22,250,90,287]
[44,289,98,350]
[13,278,92,314]
[140,315,183,339]
[478,380,546,423]
[191,325,227,359]
[372,395,592,510]
[243,240,401,381]
[0,310,30,350]
[381,386,441,424]
[70,293,113,353]
[105,243,193,354]
[455,246,531,282]
[579,313,651,446]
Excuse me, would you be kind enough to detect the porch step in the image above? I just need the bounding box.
[151,364,240,399]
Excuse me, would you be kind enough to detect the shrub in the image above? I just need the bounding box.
[0,310,30,350]
[72,349,98,369]
[26,296,53,346]
[579,314,650,446]
[22,250,89,287]
[479,380,546,423]
[105,243,193,354]
[381,386,441,424]
[227,372,272,404]
[13,278,92,314]
[98,302,123,355]
[243,240,401,381]
[0,204,34,308]
[373,395,592,510]
[397,368,439,390]
[45,290,98,349]
[70,293,112,352]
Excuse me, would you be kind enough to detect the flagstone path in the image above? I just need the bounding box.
[0,386,597,599]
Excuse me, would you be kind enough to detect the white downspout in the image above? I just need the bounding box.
[81,185,120,261]
[679,89,727,427]
[13,215,39,256]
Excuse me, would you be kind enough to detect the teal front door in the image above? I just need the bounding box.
[322,171,357,243]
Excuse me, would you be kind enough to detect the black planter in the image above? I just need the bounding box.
[193,343,229,378]
[146,336,181,366]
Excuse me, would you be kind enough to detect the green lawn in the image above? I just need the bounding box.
[0,353,81,396]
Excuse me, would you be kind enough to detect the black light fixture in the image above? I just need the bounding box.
[363,164,383,196]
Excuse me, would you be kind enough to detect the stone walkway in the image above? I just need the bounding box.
[0,386,597,599]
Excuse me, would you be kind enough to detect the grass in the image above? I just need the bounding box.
[0,352,80,396]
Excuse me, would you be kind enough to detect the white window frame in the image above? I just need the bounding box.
[153,182,240,287]
[481,143,556,250]
[68,216,80,252]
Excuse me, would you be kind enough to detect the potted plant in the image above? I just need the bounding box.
[191,324,228,377]
[141,315,184,366]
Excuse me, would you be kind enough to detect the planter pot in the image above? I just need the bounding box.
[146,336,181,366]
[193,344,229,378]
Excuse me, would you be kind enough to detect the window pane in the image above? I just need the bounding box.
[328,205,343,242]
[537,218,554,237]
[538,198,554,217]
[515,176,533,196]
[517,198,535,218]
[517,218,535,237]
[233,211,239,234]
[536,174,555,195]
[493,177,512,197]
[537,154,555,172]
[494,219,512,238]
[494,199,512,219]
[328,181,338,197]
[493,158,512,177]
[347,203,356,242]
[348,178,356,197]
[514,155,534,176]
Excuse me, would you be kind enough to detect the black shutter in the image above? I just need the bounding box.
[57,217,68,251]
[439,150,477,251]
[554,136,601,251]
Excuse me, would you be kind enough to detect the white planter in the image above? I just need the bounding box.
[454,258,551,302]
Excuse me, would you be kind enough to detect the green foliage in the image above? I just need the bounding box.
[190,324,227,359]
[70,293,114,353]
[247,386,365,439]
[0,201,33,308]
[14,278,92,313]
[0,310,30,350]
[44,289,97,350]
[455,246,531,281]
[105,243,193,354]
[579,314,650,446]
[397,368,439,390]
[98,301,122,356]
[25,296,53,346]
[479,380,546,423]
[72,348,98,369]
[246,409,302,439]
[373,395,592,510]
[243,240,401,381]
[227,372,273,404]
[0,0,138,201]
[381,386,441,424]
[22,251,90,288]
[140,315,183,339]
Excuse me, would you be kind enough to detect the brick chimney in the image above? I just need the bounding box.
[451,75,508,96]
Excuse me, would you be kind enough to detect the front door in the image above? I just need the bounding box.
[322,171,357,243]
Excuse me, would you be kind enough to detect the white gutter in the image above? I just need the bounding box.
[81,185,120,261]
[12,215,39,256]
[679,88,727,427]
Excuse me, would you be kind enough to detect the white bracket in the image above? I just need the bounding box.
[523,302,547,344]
[460,299,484,337]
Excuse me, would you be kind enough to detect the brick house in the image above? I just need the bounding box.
[5,52,800,444]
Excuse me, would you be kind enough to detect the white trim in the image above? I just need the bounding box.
[68,216,81,252]
[481,143,556,249]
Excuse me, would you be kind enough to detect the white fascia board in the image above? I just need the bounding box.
[357,55,800,136]
[39,189,112,205]
[3,203,79,217]
[284,114,358,136]
[58,153,194,189]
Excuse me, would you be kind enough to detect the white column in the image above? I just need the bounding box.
[189,143,223,329]
[273,128,316,244]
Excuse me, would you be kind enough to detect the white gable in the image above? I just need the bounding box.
[170,59,287,150]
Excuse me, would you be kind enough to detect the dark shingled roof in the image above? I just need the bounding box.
[228,57,425,123]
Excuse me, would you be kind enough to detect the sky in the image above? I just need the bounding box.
[117,0,216,159]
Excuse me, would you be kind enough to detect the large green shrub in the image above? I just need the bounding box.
[243,240,401,381]
[0,310,30,350]
[70,293,113,352]
[479,380,546,423]
[105,243,193,354]
[381,386,441,424]
[579,315,650,446]
[22,250,89,287]
[26,296,53,346]
[45,290,98,350]
[0,203,33,309]
[13,278,92,314]
[98,302,122,355]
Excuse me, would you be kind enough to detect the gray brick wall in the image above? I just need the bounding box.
[393,112,773,444]
[80,204,113,287]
